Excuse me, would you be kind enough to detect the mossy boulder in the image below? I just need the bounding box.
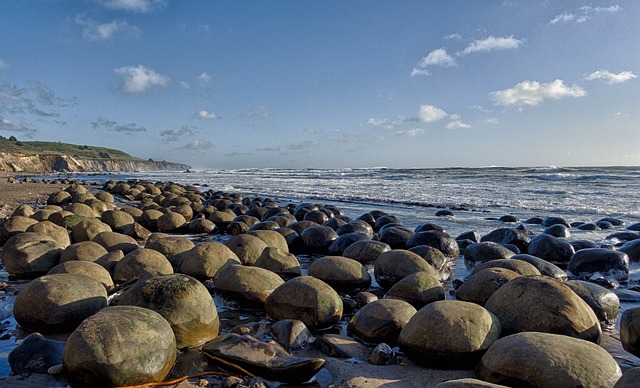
[214,264,284,307]
[347,299,417,345]
[178,242,241,281]
[1,232,64,278]
[308,256,371,293]
[374,249,438,290]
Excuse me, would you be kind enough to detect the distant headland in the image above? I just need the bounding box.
[0,136,190,173]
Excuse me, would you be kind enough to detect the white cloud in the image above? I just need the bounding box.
[460,36,523,55]
[490,79,587,106]
[0,117,35,134]
[367,118,388,126]
[549,12,577,24]
[197,72,212,85]
[76,15,139,42]
[179,81,191,90]
[417,104,448,122]
[97,0,166,13]
[0,58,8,70]
[114,65,170,93]
[444,33,462,40]
[394,128,425,137]
[420,48,456,67]
[161,126,194,142]
[585,70,637,84]
[91,116,146,132]
[180,140,214,150]
[411,68,430,77]
[195,109,220,120]
[446,120,471,129]
[551,5,621,24]
[485,117,499,124]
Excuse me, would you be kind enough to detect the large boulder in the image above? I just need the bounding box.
[620,307,640,357]
[71,219,111,243]
[406,231,460,261]
[156,211,187,232]
[60,241,109,263]
[619,239,640,263]
[480,228,530,253]
[511,253,568,280]
[101,210,135,234]
[347,299,417,345]
[265,276,343,329]
[118,274,220,349]
[374,249,438,290]
[13,273,107,333]
[565,280,620,324]
[26,221,71,247]
[1,232,64,278]
[113,248,173,284]
[213,264,284,307]
[63,305,176,387]
[469,258,541,277]
[526,234,575,266]
[342,240,391,264]
[398,300,501,368]
[484,276,601,343]
[48,261,114,291]
[145,235,195,269]
[477,332,622,387]
[248,230,290,252]
[384,271,445,309]
[456,268,521,306]
[307,256,371,293]
[300,225,338,252]
[254,247,301,280]
[224,234,269,265]
[8,332,65,375]
[567,248,629,281]
[178,242,241,281]
[92,231,139,254]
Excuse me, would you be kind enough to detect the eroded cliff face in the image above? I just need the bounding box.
[0,153,191,173]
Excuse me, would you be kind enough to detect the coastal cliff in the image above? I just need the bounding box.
[0,152,191,173]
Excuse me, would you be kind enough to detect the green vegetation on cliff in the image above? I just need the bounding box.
[0,136,135,160]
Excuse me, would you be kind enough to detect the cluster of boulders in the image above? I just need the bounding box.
[0,179,639,387]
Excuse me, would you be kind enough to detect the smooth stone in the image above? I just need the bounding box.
[542,216,570,227]
[544,224,571,238]
[157,211,187,232]
[202,333,325,384]
[477,332,622,387]
[398,300,501,369]
[614,367,640,388]
[270,319,313,350]
[14,273,107,333]
[356,291,378,308]
[526,234,575,266]
[300,225,338,253]
[567,248,629,281]
[484,276,601,343]
[463,242,515,267]
[619,239,640,262]
[313,334,370,359]
[145,236,195,270]
[113,248,173,284]
[26,221,71,247]
[565,280,620,324]
[347,299,417,345]
[336,220,374,238]
[620,307,640,357]
[327,232,370,255]
[63,305,176,387]
[307,255,371,293]
[71,219,111,243]
[384,271,445,309]
[100,210,134,234]
[214,264,284,306]
[1,232,64,278]
[374,249,439,290]
[406,231,460,261]
[187,218,216,234]
[456,268,521,306]
[92,231,138,254]
[379,226,414,249]
[178,242,241,281]
[94,250,124,276]
[60,241,109,263]
[265,276,343,329]
[342,240,391,264]
[224,234,269,265]
[457,231,481,243]
[435,378,509,387]
[254,247,301,280]
[367,343,394,366]
[407,245,449,273]
[469,258,541,277]
[248,230,290,252]
[511,253,568,280]
[118,273,220,349]
[480,228,530,253]
[8,333,65,375]
[47,261,114,291]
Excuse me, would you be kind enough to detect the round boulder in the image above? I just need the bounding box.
[71,219,111,243]
[342,240,390,264]
[157,211,187,232]
[1,232,64,278]
[406,231,460,261]
[456,268,520,306]
[13,273,107,333]
[300,225,338,253]
[477,332,621,387]
[265,276,343,329]
[48,261,114,291]
[60,241,109,263]
[565,280,620,324]
[214,264,284,307]
[374,249,438,290]
[308,256,371,294]
[484,276,601,343]
[119,274,220,349]
[247,230,290,252]
[26,221,71,247]
[347,299,417,345]
[469,258,541,277]
[113,248,173,284]
[398,300,501,368]
[620,307,640,357]
[92,231,139,254]
[384,271,445,309]
[63,305,176,387]
[178,242,241,281]
[527,234,575,266]
[568,248,629,281]
[254,247,301,280]
[224,234,269,265]
[463,242,515,267]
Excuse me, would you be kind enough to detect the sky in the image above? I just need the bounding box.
[0,1,638,169]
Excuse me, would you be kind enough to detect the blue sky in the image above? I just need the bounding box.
[0,1,638,169]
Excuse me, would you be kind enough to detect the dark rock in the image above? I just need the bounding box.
[542,216,570,227]
[463,242,515,267]
[385,271,445,309]
[620,307,640,357]
[511,253,568,280]
[347,299,417,345]
[526,234,575,266]
[8,333,65,374]
[406,231,460,261]
[565,280,620,324]
[308,255,371,293]
[367,343,394,366]
[269,319,313,350]
[342,240,390,264]
[481,228,530,252]
[567,248,629,281]
[374,249,439,290]
[456,268,520,306]
[544,224,570,238]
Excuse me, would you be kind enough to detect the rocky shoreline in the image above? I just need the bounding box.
[0,175,639,387]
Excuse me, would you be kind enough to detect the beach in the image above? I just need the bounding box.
[0,170,639,387]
